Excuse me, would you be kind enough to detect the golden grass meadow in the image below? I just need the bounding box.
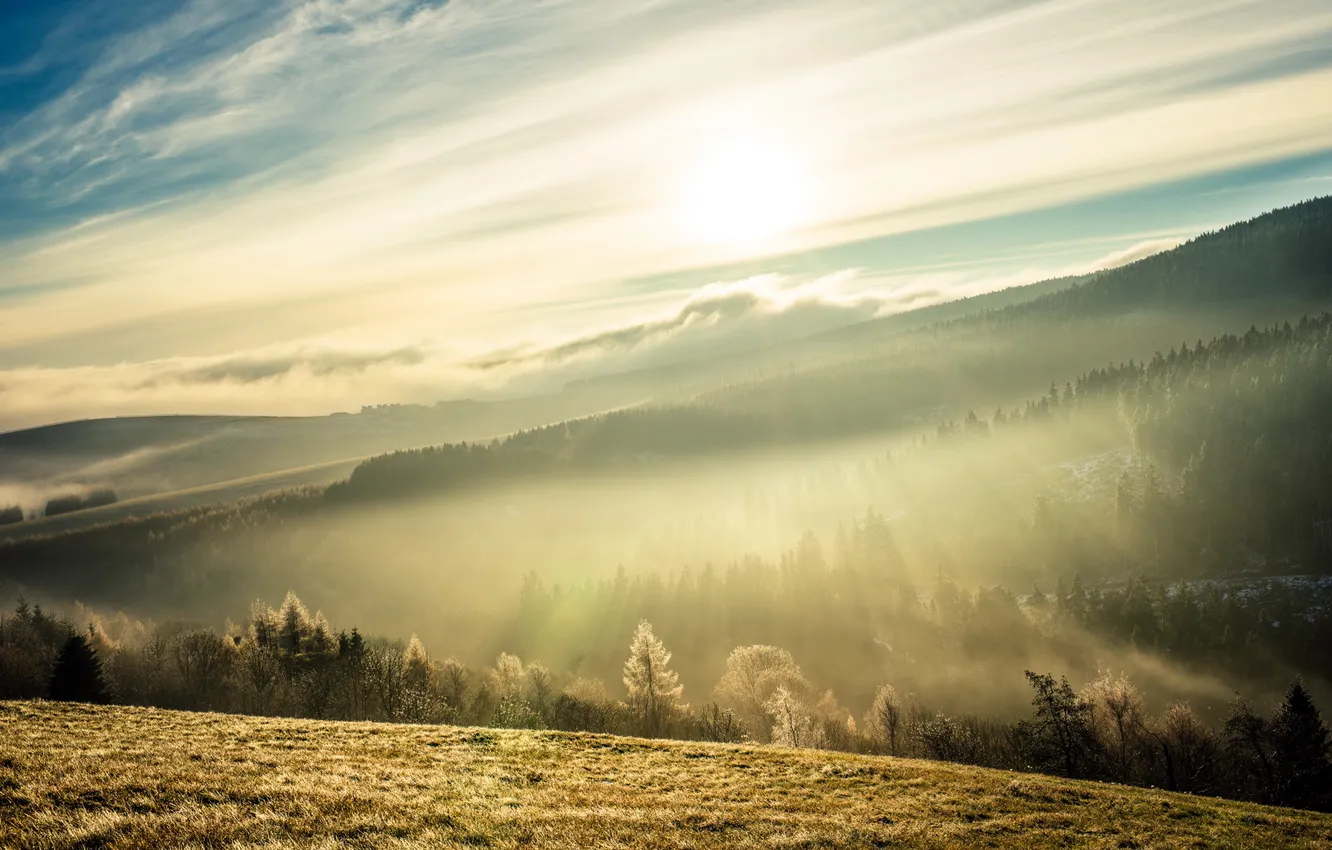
[3,701,1330,849]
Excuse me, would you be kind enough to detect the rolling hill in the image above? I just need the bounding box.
[0,388,643,540]
[4,197,1328,539]
[4,701,1330,849]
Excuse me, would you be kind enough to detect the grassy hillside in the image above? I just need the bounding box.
[4,702,1330,849]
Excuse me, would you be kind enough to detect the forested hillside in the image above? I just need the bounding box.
[5,199,1332,814]
[991,196,1332,320]
[932,313,1332,578]
[339,196,1332,498]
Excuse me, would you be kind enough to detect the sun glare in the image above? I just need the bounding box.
[677,132,807,250]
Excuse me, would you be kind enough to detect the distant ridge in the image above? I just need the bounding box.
[986,195,1332,321]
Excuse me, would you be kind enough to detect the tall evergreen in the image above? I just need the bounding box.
[1269,680,1332,810]
[48,631,110,705]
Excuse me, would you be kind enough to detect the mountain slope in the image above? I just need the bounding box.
[5,701,1330,849]
[587,195,1332,405]
[563,271,1085,400]
[989,196,1332,321]
[6,197,1328,531]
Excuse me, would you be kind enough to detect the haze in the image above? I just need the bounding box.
[4,0,1332,830]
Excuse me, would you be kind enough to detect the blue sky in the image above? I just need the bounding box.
[1,0,1331,428]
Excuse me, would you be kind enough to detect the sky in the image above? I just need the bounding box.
[1,0,1331,429]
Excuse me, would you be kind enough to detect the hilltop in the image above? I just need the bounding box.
[3,702,1330,849]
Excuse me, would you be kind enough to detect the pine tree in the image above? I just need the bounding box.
[623,620,682,737]
[1269,680,1332,809]
[48,631,110,704]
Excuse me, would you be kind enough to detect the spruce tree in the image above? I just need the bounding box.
[48,632,110,704]
[1269,680,1331,809]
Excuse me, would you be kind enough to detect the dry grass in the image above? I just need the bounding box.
[2,702,1330,849]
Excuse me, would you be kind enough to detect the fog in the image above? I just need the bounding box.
[2,328,1320,722]
[6,197,1332,780]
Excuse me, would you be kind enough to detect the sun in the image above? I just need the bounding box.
[677,132,807,250]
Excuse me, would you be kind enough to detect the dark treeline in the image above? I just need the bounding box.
[933,313,1332,578]
[0,489,118,527]
[313,305,1332,522]
[43,488,118,518]
[2,583,1328,811]
[0,486,328,602]
[326,406,774,503]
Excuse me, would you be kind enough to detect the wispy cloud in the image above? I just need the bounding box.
[0,0,1329,424]
[149,344,426,387]
[0,341,459,430]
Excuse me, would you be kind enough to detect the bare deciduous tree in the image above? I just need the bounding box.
[236,636,284,715]
[525,663,556,725]
[865,684,903,755]
[1082,671,1147,782]
[171,629,236,711]
[714,645,809,743]
[765,685,819,748]
[365,643,408,722]
[437,658,470,721]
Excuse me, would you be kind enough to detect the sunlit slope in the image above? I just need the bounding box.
[0,388,639,534]
[0,456,360,543]
[5,702,1330,849]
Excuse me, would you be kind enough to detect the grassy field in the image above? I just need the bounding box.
[3,702,1330,849]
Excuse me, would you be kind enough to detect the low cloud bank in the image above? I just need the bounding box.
[481,237,1183,375]
[0,239,1179,431]
[475,272,885,371]
[0,344,462,432]
[144,346,427,388]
